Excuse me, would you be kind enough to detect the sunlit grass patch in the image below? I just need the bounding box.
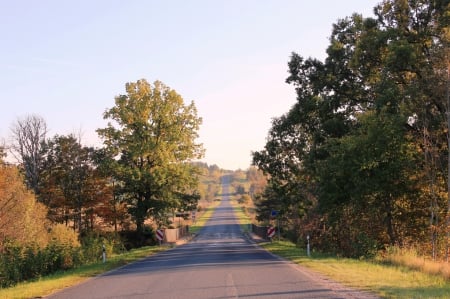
[229,199,251,233]
[379,246,450,281]
[262,241,450,298]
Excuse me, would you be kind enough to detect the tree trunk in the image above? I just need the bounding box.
[384,196,397,246]
[446,63,450,262]
[134,196,147,235]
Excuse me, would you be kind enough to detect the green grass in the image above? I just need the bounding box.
[232,204,251,233]
[262,241,450,299]
[0,246,165,299]
[229,199,450,298]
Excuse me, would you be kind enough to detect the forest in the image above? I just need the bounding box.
[253,0,450,259]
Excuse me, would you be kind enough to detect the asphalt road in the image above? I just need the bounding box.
[47,177,378,299]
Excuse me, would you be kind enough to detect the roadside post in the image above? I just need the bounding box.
[307,235,310,257]
[102,244,106,263]
[267,226,276,242]
[277,219,280,241]
[191,211,196,224]
[270,210,280,240]
[156,229,164,246]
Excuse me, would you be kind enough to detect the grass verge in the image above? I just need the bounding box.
[230,199,450,298]
[0,246,165,299]
[262,241,450,299]
[190,201,220,234]
[231,202,251,233]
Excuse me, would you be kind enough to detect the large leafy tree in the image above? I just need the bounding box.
[370,0,450,257]
[97,79,203,234]
[253,0,449,257]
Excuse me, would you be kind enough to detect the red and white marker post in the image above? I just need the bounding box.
[156,229,164,246]
[267,226,276,241]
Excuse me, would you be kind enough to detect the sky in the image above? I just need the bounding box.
[0,0,380,170]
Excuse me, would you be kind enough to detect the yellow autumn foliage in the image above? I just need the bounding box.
[0,164,49,248]
[48,223,80,247]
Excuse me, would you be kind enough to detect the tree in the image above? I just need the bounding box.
[253,0,449,257]
[370,0,450,258]
[97,79,203,234]
[318,110,423,249]
[10,114,47,195]
[0,145,5,163]
[0,164,49,249]
[39,134,102,232]
[246,166,267,197]
[252,108,315,238]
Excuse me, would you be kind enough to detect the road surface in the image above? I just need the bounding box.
[47,176,378,299]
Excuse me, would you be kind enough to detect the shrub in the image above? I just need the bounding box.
[0,229,128,288]
[49,224,80,248]
[80,231,126,263]
[119,227,155,250]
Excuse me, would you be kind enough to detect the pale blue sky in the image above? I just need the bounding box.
[0,0,379,170]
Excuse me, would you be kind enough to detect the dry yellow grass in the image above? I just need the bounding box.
[381,247,450,281]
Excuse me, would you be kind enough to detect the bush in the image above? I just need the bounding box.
[0,239,81,288]
[80,232,125,263]
[238,194,251,204]
[119,227,155,250]
[0,229,128,288]
[49,224,80,247]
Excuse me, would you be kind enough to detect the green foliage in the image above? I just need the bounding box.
[253,0,450,258]
[97,79,203,233]
[0,240,80,288]
[79,232,124,263]
[37,134,108,232]
[0,231,126,288]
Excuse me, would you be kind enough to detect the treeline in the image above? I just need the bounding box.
[253,0,449,259]
[4,80,202,236]
[0,80,203,286]
[194,162,267,203]
[0,152,125,287]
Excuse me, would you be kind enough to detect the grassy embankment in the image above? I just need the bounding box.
[230,199,450,299]
[0,201,220,299]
